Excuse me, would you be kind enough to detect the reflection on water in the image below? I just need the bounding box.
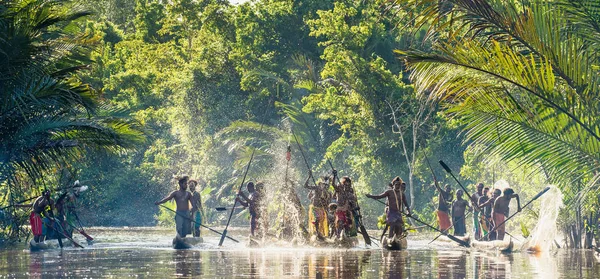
[1,228,599,278]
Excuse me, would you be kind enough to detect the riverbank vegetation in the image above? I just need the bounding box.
[1,0,598,248]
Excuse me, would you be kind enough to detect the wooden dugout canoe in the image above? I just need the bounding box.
[381,236,408,250]
[471,238,514,253]
[29,238,74,251]
[172,235,203,249]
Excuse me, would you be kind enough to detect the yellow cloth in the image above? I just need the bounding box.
[308,204,329,237]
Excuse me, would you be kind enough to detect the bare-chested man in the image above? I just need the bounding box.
[366,177,411,241]
[30,190,55,243]
[472,183,485,239]
[451,189,470,236]
[492,188,521,240]
[237,182,265,238]
[188,180,203,237]
[304,171,331,240]
[331,170,357,239]
[479,188,501,240]
[155,176,192,237]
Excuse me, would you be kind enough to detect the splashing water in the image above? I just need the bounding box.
[527,185,563,253]
[258,118,307,243]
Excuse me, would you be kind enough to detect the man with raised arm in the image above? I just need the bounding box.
[366,177,411,241]
[155,175,192,237]
[434,183,453,231]
[331,170,357,239]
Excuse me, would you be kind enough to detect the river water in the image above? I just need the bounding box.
[1,227,599,278]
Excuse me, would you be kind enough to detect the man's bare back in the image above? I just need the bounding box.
[493,188,521,217]
[33,196,52,214]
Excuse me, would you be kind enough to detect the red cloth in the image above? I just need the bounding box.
[437,210,451,231]
[335,210,349,225]
[30,212,43,236]
[493,212,506,233]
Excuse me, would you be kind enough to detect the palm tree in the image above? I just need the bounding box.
[398,0,600,199]
[0,0,144,190]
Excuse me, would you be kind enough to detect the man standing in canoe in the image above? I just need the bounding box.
[451,189,470,236]
[479,188,501,240]
[155,175,192,237]
[434,183,453,231]
[492,188,521,240]
[304,171,331,240]
[237,181,265,238]
[332,170,357,240]
[188,179,203,237]
[472,183,485,239]
[366,177,411,241]
[30,190,55,243]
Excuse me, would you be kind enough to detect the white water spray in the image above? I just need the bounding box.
[493,179,510,191]
[527,185,563,253]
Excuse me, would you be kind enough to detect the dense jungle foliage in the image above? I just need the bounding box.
[1,0,599,248]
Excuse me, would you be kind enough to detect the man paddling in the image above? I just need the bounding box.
[451,189,470,236]
[155,176,192,237]
[237,182,265,238]
[332,171,357,240]
[471,183,485,239]
[30,190,55,243]
[366,177,411,242]
[188,179,203,237]
[434,184,453,231]
[304,171,331,240]
[492,188,521,240]
[479,188,501,240]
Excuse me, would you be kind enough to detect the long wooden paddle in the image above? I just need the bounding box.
[160,205,239,243]
[69,208,94,242]
[215,207,244,211]
[291,129,329,241]
[478,186,550,241]
[429,211,473,244]
[45,217,84,248]
[371,198,470,247]
[0,184,88,210]
[219,129,262,246]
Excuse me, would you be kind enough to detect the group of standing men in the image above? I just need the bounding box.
[435,182,521,241]
[155,176,204,238]
[230,169,407,243]
[27,182,83,244]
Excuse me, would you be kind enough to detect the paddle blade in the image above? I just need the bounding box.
[79,230,94,241]
[439,160,452,173]
[532,187,551,200]
[447,235,470,247]
[218,229,228,246]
